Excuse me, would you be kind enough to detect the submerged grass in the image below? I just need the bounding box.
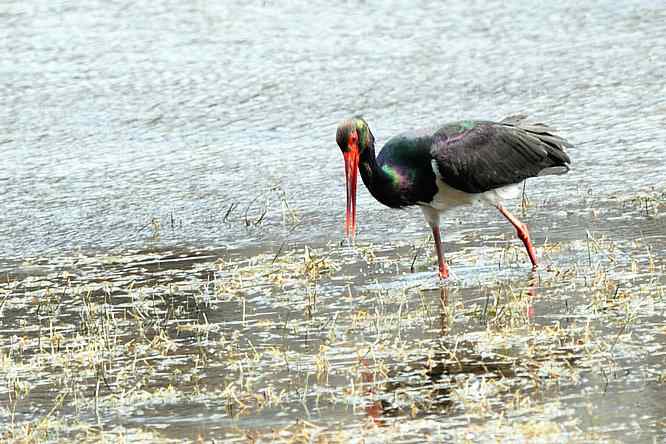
[1,194,665,442]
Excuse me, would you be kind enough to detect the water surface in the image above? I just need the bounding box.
[1,0,665,442]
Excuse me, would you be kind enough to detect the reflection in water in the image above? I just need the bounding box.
[360,357,386,427]
[360,278,551,424]
[439,287,450,336]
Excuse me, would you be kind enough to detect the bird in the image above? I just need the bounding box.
[335,114,572,279]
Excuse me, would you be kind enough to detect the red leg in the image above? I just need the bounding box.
[360,358,385,426]
[497,205,538,269]
[432,225,449,279]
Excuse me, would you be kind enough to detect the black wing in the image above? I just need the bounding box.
[431,115,572,194]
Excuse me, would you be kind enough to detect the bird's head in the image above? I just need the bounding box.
[336,117,374,239]
[336,117,374,155]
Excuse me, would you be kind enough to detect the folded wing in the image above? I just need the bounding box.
[431,115,572,194]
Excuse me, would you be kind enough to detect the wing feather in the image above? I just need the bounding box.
[431,117,572,193]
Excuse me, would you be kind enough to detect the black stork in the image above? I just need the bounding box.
[335,115,572,278]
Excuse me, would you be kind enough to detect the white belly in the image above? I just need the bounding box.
[419,159,522,215]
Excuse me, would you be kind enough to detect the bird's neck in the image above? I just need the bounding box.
[358,145,405,209]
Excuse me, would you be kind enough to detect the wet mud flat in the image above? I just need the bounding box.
[0,190,664,443]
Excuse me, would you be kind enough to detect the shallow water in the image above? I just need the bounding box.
[1,0,665,442]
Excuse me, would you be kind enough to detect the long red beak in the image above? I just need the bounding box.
[343,147,359,239]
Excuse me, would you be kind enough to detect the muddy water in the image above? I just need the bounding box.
[1,0,665,442]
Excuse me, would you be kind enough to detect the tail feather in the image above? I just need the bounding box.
[501,114,573,166]
[538,165,570,176]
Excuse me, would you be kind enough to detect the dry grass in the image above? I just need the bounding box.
[1,191,665,443]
